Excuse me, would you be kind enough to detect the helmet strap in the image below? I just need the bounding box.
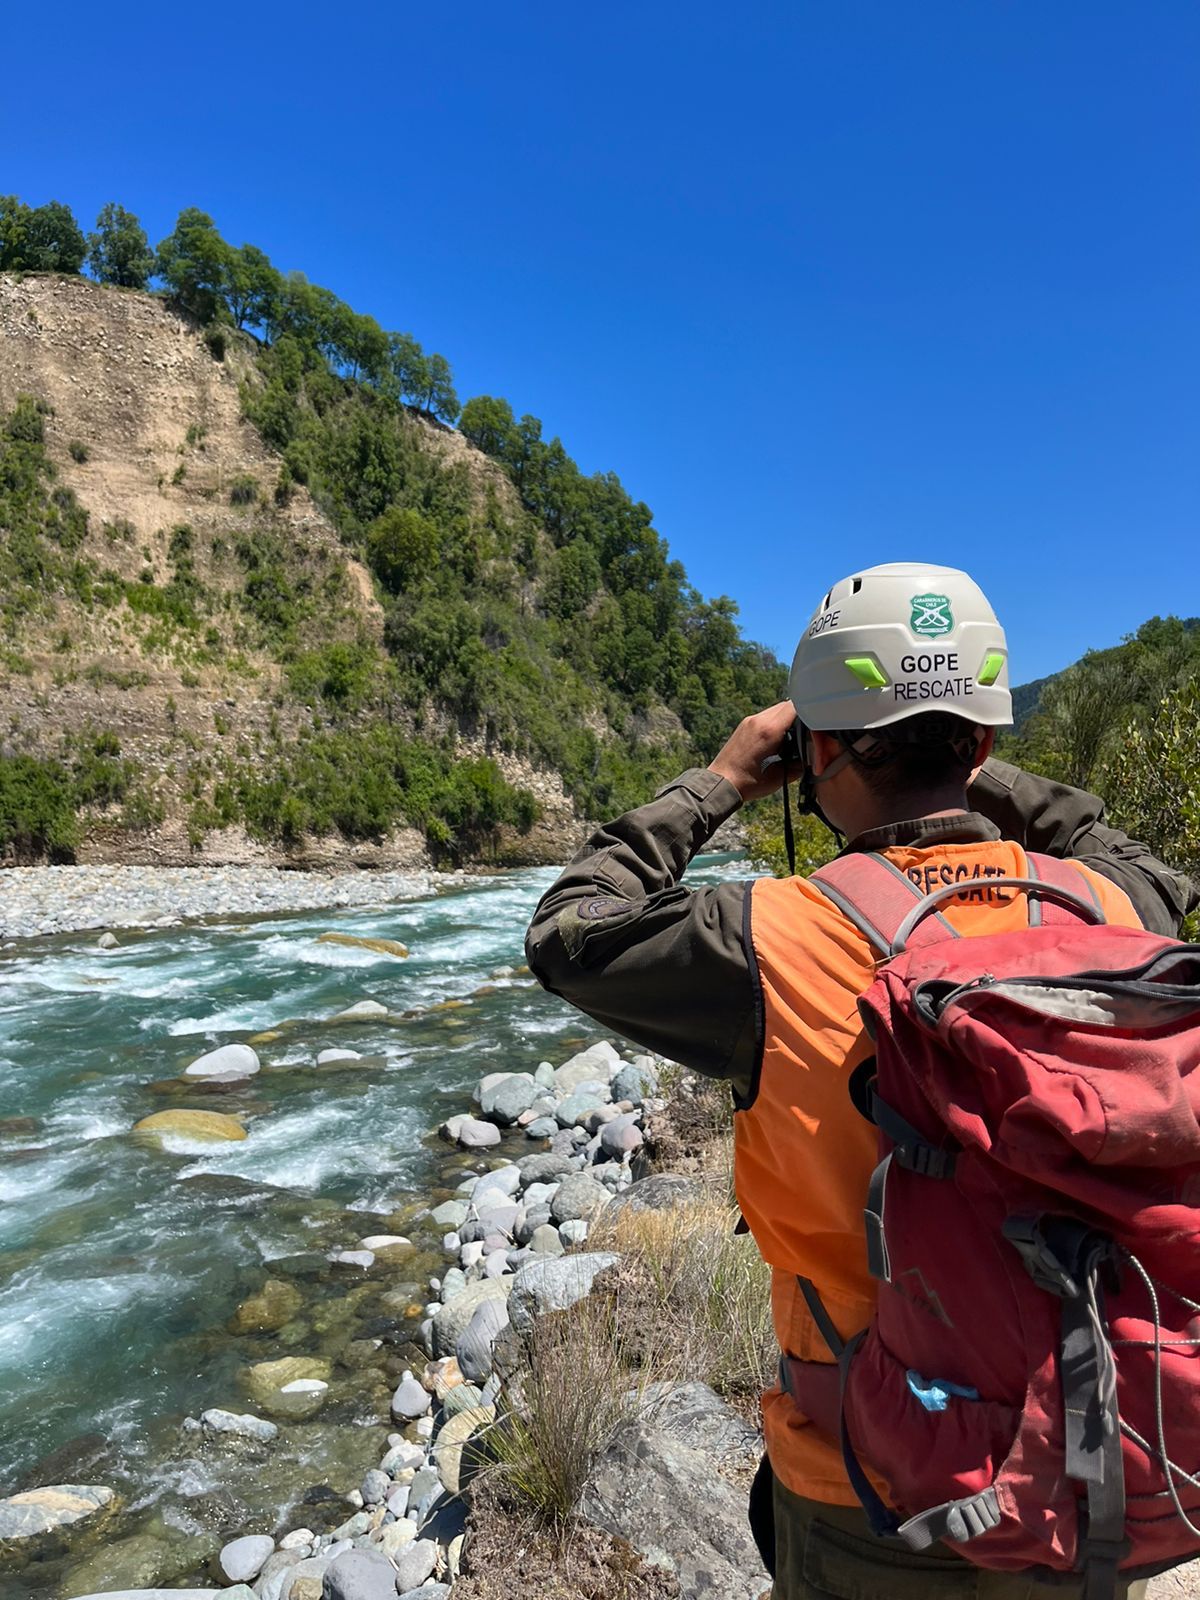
[784,725,845,873]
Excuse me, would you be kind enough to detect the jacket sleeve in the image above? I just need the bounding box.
[524,768,758,1097]
[970,757,1198,935]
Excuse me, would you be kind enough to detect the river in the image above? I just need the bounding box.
[0,854,742,1597]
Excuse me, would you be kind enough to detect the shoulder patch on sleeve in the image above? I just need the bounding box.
[577,896,634,921]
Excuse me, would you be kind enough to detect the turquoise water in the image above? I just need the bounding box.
[0,853,743,1570]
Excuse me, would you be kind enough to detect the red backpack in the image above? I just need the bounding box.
[782,851,1200,1599]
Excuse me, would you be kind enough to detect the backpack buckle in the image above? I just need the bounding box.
[1002,1214,1086,1298]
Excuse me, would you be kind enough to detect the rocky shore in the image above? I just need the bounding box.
[0,1030,770,1600]
[0,864,465,942]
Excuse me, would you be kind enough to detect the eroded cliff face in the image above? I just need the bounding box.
[0,273,586,867]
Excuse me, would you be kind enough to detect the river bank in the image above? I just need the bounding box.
[0,1022,770,1600]
[0,863,463,942]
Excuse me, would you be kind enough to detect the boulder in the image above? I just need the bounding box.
[453,1116,501,1149]
[243,1357,332,1418]
[611,1059,659,1104]
[219,1533,275,1583]
[605,1171,704,1217]
[517,1152,575,1185]
[316,933,408,959]
[229,1277,302,1334]
[282,1558,329,1599]
[320,1547,397,1600]
[375,1518,416,1557]
[455,1296,511,1382]
[360,1468,390,1506]
[132,1109,246,1144]
[529,1224,564,1256]
[97,931,120,950]
[391,1538,438,1592]
[182,1043,260,1082]
[508,1253,621,1337]
[64,1530,211,1594]
[533,1060,557,1089]
[0,1483,114,1539]
[581,1404,770,1600]
[317,1048,361,1064]
[550,1172,611,1224]
[396,1587,450,1600]
[433,1405,494,1494]
[330,999,389,1018]
[600,1111,644,1157]
[638,1380,763,1473]
[198,1407,277,1441]
[471,1164,522,1202]
[553,1041,620,1093]
[430,1198,469,1230]
[524,1116,557,1139]
[432,1277,512,1358]
[555,1083,611,1128]
[479,1074,539,1125]
[559,1219,589,1246]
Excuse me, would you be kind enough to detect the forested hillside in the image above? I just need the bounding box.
[0,196,781,865]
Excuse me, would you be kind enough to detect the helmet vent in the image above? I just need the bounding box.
[851,577,863,594]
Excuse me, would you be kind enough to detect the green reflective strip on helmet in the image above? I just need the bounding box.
[843,656,890,689]
[977,651,1006,686]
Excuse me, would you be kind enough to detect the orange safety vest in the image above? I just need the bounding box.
[734,837,1141,1506]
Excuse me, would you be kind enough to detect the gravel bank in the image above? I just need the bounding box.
[0,864,470,942]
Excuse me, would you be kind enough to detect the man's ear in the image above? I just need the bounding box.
[969,728,997,785]
[809,729,843,779]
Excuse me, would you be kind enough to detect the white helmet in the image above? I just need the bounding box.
[788,562,1012,732]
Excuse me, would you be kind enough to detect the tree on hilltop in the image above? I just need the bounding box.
[224,242,281,331]
[0,197,86,273]
[156,209,229,323]
[87,203,154,288]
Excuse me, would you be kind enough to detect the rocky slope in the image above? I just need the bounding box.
[0,273,585,868]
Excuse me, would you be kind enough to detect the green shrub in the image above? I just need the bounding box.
[68,438,89,463]
[228,472,258,506]
[0,754,78,860]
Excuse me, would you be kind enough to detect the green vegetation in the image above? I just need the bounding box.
[0,196,86,273]
[0,732,158,861]
[198,728,536,862]
[3,194,791,853]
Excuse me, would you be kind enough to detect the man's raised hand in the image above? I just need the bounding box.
[708,702,804,803]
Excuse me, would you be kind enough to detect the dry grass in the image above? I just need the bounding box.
[592,1190,775,1413]
[482,1294,654,1530]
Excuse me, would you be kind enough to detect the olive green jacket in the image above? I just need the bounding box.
[525,758,1198,1105]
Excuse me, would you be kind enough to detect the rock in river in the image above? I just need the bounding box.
[132,1109,247,1144]
[242,1356,331,1417]
[182,1043,260,1082]
[316,932,409,958]
[322,1547,398,1600]
[228,1277,302,1335]
[0,1483,114,1539]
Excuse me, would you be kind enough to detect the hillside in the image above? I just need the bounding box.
[0,270,778,867]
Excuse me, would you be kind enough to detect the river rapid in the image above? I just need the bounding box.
[0,855,741,1597]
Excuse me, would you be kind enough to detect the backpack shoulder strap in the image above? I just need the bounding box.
[1024,852,1107,927]
[809,853,961,958]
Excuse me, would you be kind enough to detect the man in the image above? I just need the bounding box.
[526,563,1197,1599]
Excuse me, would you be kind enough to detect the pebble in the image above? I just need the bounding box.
[0,863,450,942]
[391,1372,431,1420]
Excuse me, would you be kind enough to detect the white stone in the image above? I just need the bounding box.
[219,1532,275,1583]
[331,999,388,1018]
[279,1378,327,1394]
[183,1043,260,1081]
[391,1372,431,1420]
[358,1234,409,1250]
[280,1528,315,1550]
[329,1249,375,1268]
[317,1048,361,1063]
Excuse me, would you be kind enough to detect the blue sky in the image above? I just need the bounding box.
[5,0,1197,683]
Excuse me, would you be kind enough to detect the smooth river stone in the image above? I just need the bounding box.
[219,1533,275,1582]
[182,1042,260,1081]
[132,1109,247,1144]
[0,1483,114,1539]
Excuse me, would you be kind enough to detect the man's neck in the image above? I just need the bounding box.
[837,788,972,842]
